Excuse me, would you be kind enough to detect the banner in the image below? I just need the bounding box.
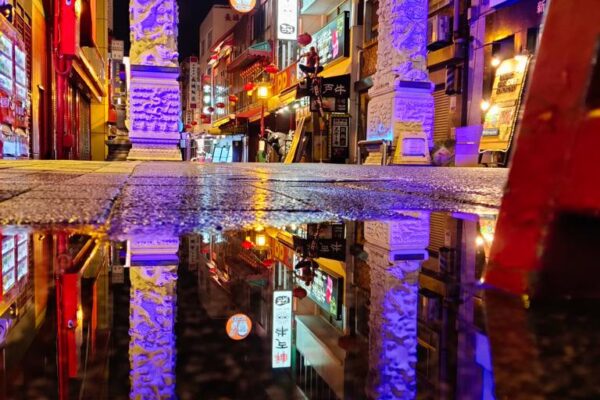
[272,291,292,368]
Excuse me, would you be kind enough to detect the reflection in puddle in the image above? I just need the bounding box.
[0,212,498,399]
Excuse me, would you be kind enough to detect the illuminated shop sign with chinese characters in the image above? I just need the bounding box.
[272,291,292,368]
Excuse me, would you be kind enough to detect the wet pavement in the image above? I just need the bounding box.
[0,161,598,399]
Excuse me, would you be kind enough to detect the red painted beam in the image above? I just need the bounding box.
[485,0,600,297]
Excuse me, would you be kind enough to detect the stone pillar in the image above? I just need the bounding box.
[363,212,430,398]
[128,235,180,399]
[128,0,182,161]
[366,0,434,164]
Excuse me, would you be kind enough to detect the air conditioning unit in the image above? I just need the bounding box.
[427,15,452,50]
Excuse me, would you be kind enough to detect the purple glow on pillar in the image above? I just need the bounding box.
[129,266,178,399]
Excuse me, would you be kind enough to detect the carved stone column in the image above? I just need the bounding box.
[128,235,180,398]
[363,212,430,398]
[366,0,434,164]
[128,0,182,160]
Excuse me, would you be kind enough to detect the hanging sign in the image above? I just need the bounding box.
[277,0,298,40]
[295,268,343,320]
[331,116,350,160]
[226,314,253,340]
[230,0,256,14]
[272,291,292,368]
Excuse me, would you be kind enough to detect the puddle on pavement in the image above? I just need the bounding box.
[0,212,500,399]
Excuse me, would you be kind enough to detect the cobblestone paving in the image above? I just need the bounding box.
[0,160,507,234]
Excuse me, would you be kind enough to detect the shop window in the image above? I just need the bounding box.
[365,0,379,42]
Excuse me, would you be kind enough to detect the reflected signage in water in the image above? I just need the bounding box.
[226,313,253,340]
[296,268,343,320]
[272,291,292,368]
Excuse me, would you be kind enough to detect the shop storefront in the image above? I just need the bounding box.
[191,133,245,163]
[0,14,29,159]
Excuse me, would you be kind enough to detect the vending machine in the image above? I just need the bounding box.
[0,14,28,159]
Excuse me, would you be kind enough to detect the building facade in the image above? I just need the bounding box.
[0,0,112,161]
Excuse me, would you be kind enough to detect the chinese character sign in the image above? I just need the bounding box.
[272,291,293,368]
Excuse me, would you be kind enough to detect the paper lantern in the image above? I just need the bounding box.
[264,63,279,74]
[191,120,198,125]
[207,106,215,113]
[241,240,254,250]
[243,82,255,92]
[229,95,239,103]
[293,287,307,299]
[216,102,226,109]
[298,33,312,46]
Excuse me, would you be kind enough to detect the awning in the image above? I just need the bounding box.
[213,116,232,128]
[319,58,352,79]
[268,89,298,112]
[227,42,272,72]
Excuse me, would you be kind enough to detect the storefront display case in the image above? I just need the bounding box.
[0,14,29,159]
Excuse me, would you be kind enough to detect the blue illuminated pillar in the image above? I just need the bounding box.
[366,0,434,163]
[127,0,182,160]
[363,213,430,398]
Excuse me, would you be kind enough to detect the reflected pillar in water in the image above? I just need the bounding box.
[128,236,179,399]
[363,213,430,399]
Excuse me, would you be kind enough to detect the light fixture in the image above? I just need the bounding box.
[256,234,267,247]
[491,57,501,67]
[476,236,485,247]
[257,85,269,99]
[480,100,491,111]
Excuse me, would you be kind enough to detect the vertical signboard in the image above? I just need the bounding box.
[272,290,292,368]
[479,56,531,153]
[277,0,298,40]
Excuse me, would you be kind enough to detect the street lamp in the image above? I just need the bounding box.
[257,84,270,142]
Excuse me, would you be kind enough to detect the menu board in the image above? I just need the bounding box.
[480,56,531,153]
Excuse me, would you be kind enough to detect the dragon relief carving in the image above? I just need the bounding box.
[130,87,180,133]
[372,0,429,90]
[130,0,179,67]
[129,266,178,400]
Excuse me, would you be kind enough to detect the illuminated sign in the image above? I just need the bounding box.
[277,0,298,40]
[229,0,256,14]
[226,314,252,340]
[272,291,292,368]
[311,11,350,67]
[480,55,531,152]
[296,268,343,320]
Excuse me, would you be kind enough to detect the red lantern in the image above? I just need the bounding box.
[191,121,198,126]
[298,33,312,47]
[338,335,359,351]
[262,259,275,268]
[229,95,239,103]
[184,124,192,131]
[243,82,255,92]
[293,287,307,299]
[216,102,226,109]
[264,63,279,74]
[207,106,215,113]
[241,240,254,250]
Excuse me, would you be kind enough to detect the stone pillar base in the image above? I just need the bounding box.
[366,81,434,165]
[127,66,182,161]
[127,145,182,161]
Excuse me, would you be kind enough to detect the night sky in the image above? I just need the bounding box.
[113,0,228,59]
